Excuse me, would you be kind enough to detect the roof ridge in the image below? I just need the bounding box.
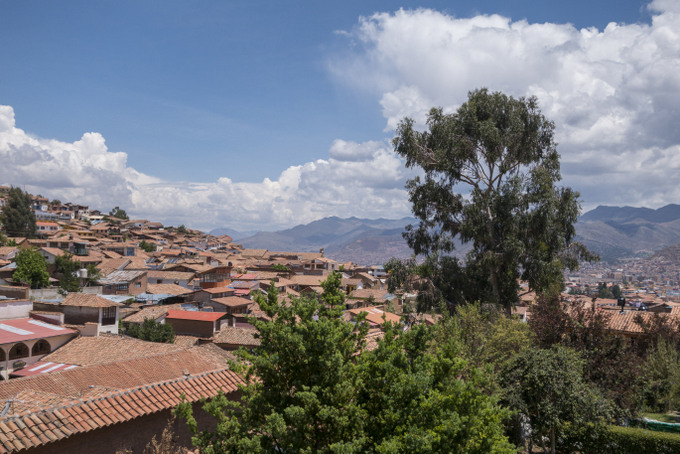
[4,367,235,421]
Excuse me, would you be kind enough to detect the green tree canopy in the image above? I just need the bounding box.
[177,274,514,453]
[124,318,176,343]
[108,206,129,220]
[55,252,82,292]
[500,345,612,454]
[0,187,37,238]
[13,247,49,289]
[392,88,594,312]
[138,240,156,253]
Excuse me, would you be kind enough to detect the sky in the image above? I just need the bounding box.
[1,0,678,232]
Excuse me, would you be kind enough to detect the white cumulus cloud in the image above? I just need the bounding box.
[0,106,413,231]
[330,2,680,210]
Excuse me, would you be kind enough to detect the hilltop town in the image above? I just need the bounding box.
[0,186,412,452]
[2,182,680,452]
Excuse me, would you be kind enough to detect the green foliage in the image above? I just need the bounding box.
[271,263,290,272]
[640,340,680,413]
[384,256,446,313]
[138,240,156,253]
[176,224,188,234]
[611,284,622,299]
[500,345,612,453]
[108,206,129,220]
[393,88,594,312]
[176,273,514,453]
[85,264,101,286]
[125,318,176,343]
[357,322,515,453]
[597,282,615,299]
[55,252,81,292]
[433,304,533,373]
[13,247,49,289]
[605,425,680,454]
[0,187,37,238]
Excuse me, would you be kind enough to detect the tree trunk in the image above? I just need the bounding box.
[550,426,555,454]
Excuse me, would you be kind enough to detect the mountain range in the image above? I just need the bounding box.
[575,204,680,262]
[211,204,680,265]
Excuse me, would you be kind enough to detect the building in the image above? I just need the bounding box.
[0,317,77,380]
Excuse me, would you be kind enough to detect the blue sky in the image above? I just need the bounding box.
[1,1,677,231]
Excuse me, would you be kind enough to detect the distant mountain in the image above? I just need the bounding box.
[209,227,260,241]
[579,204,680,224]
[225,204,680,266]
[238,217,417,265]
[651,244,680,262]
[576,204,680,262]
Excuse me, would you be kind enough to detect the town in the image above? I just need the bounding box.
[2,183,680,452]
[0,186,406,452]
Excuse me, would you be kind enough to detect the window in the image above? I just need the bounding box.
[9,343,29,360]
[0,348,5,362]
[102,306,117,325]
[32,339,51,356]
[116,283,129,291]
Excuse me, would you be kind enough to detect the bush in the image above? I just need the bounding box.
[575,425,680,454]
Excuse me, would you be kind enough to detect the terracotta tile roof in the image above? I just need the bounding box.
[98,270,146,284]
[240,249,268,258]
[173,335,202,347]
[145,283,192,296]
[289,275,326,287]
[211,296,253,308]
[347,307,401,326]
[0,368,243,453]
[212,327,260,347]
[605,310,654,334]
[0,344,233,405]
[96,257,131,275]
[122,257,151,270]
[201,286,235,295]
[0,247,18,258]
[101,250,122,259]
[364,329,384,351]
[147,270,195,281]
[348,288,389,302]
[123,304,191,323]
[60,293,123,308]
[166,310,228,322]
[41,335,186,366]
[39,247,66,257]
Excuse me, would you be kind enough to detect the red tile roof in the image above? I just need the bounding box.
[346,307,401,326]
[42,335,186,366]
[60,293,122,308]
[0,368,243,453]
[165,310,227,322]
[0,318,77,344]
[212,296,252,308]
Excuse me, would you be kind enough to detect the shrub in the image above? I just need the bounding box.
[575,425,680,454]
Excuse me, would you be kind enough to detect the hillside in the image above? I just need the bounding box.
[236,217,416,265]
[219,204,680,265]
[575,204,680,262]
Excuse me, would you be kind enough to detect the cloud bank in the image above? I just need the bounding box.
[3,0,680,230]
[0,107,412,230]
[330,0,680,211]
